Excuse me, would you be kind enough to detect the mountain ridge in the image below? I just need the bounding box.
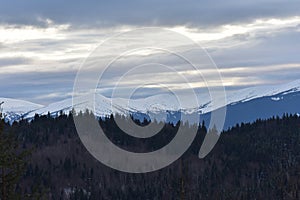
[1,79,300,125]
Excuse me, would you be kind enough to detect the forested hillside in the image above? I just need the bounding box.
[1,112,299,199]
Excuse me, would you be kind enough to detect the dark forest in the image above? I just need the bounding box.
[0,112,299,199]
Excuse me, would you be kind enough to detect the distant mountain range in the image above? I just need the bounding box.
[1,80,300,129]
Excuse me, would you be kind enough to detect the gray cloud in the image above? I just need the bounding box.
[210,28,300,67]
[0,57,32,67]
[0,71,76,104]
[0,0,299,28]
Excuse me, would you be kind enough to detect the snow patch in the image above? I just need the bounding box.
[271,97,282,101]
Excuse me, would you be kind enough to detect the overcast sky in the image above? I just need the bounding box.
[0,0,300,105]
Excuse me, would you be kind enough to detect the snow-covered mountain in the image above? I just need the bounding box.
[1,79,300,128]
[23,93,182,119]
[0,98,43,122]
[226,79,300,105]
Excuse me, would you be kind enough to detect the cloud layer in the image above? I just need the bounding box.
[0,1,300,104]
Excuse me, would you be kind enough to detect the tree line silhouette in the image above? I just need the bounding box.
[0,110,299,199]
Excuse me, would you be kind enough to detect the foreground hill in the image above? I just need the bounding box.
[4,113,299,199]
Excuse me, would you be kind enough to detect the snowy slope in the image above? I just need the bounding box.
[197,79,300,113]
[25,93,127,119]
[227,79,300,105]
[0,98,43,122]
[26,93,181,119]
